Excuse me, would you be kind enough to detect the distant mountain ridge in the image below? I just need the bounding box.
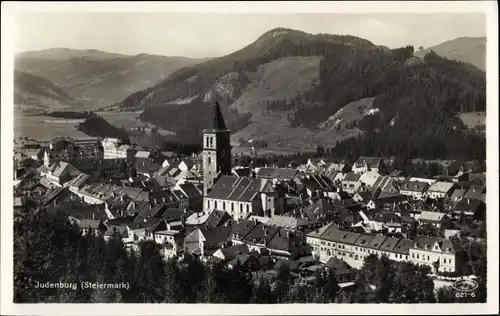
[14,70,77,112]
[16,48,129,60]
[15,48,211,108]
[414,37,486,70]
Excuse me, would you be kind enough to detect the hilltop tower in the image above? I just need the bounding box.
[202,102,232,195]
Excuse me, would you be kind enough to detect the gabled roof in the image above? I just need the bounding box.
[242,223,279,246]
[218,244,250,261]
[206,175,264,202]
[179,182,202,198]
[463,185,486,200]
[204,210,231,228]
[392,238,413,254]
[135,151,151,159]
[427,181,455,193]
[77,219,104,230]
[365,234,387,250]
[233,167,252,177]
[400,181,429,193]
[355,157,381,168]
[419,211,446,222]
[200,225,233,246]
[256,167,279,178]
[453,198,485,214]
[266,215,320,229]
[379,236,400,252]
[230,219,258,240]
[343,173,361,182]
[66,173,90,188]
[450,189,467,200]
[412,236,458,253]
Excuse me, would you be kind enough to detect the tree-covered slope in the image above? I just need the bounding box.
[115,28,486,161]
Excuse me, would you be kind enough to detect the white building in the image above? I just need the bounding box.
[307,222,460,273]
[426,181,456,199]
[102,138,130,159]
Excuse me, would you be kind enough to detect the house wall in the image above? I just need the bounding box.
[400,190,425,200]
[307,234,457,272]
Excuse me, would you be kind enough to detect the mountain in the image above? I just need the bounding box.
[16,47,128,60]
[14,48,210,108]
[116,28,486,161]
[14,70,77,112]
[414,37,486,70]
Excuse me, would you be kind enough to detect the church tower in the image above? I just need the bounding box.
[202,102,232,195]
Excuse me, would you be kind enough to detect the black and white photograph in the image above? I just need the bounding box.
[1,1,498,315]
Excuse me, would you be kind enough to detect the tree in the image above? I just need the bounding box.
[128,166,137,178]
[118,160,128,175]
[391,261,436,303]
[198,266,226,303]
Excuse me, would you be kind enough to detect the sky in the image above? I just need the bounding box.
[14,12,486,59]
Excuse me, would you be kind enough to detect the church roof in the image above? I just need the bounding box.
[205,102,229,132]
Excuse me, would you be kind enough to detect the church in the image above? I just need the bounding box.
[202,102,280,221]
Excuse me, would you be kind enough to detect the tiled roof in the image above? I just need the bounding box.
[412,236,457,253]
[204,210,231,228]
[343,173,361,182]
[365,234,387,250]
[230,219,258,240]
[400,181,429,193]
[355,157,381,168]
[206,175,264,202]
[135,151,151,159]
[77,219,104,230]
[392,238,413,254]
[379,236,400,252]
[427,181,455,193]
[419,211,446,222]
[200,225,233,246]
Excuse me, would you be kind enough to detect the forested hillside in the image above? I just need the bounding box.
[77,113,130,144]
[114,28,486,161]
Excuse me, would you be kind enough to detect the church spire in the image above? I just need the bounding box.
[212,101,228,131]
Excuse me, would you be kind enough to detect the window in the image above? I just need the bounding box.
[208,156,211,164]
[231,203,234,212]
[207,200,210,209]
[417,254,420,259]
[240,204,243,212]
[246,204,249,213]
[223,202,226,210]
[214,201,218,209]
[427,255,430,261]
[443,258,446,264]
[205,137,209,148]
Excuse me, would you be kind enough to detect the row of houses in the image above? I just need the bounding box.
[307,222,462,273]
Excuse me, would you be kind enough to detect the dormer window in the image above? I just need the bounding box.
[425,245,429,250]
[446,248,451,252]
